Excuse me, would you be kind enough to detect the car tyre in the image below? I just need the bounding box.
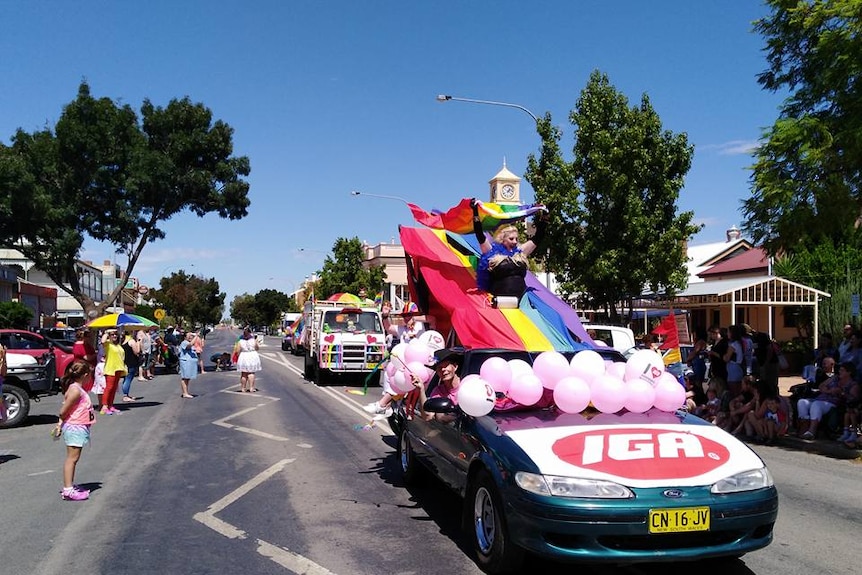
[467,469,524,574]
[1,384,31,428]
[398,430,424,486]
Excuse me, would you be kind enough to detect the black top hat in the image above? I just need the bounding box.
[425,348,464,369]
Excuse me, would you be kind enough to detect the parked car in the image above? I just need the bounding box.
[1,329,76,427]
[37,326,78,345]
[391,347,778,573]
[0,329,74,375]
[1,348,60,428]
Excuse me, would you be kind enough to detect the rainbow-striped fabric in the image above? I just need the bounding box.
[407,198,546,234]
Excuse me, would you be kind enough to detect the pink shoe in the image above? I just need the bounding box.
[108,407,121,415]
[61,487,90,501]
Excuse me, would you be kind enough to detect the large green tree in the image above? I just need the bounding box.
[230,293,262,328]
[744,0,862,255]
[527,70,700,321]
[313,237,387,301]
[150,270,225,328]
[253,288,291,328]
[0,82,250,318]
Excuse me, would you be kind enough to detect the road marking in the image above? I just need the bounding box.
[193,458,336,574]
[256,539,338,575]
[317,385,393,436]
[259,351,394,436]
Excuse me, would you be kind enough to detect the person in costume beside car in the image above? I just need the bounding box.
[471,199,546,300]
[411,349,463,422]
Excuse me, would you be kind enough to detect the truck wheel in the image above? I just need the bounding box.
[315,366,327,386]
[467,469,525,574]
[1,384,31,428]
[303,352,314,380]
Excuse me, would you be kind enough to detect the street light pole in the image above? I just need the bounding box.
[437,93,554,291]
[349,190,411,206]
[436,94,539,123]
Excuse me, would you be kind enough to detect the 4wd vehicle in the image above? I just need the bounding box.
[0,329,75,376]
[1,350,60,428]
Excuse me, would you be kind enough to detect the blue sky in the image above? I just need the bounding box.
[1,1,781,308]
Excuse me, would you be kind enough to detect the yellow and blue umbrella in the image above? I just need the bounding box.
[86,313,158,329]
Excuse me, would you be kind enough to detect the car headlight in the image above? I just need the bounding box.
[515,472,634,499]
[711,467,774,494]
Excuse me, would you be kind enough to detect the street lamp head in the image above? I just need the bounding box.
[436,94,452,102]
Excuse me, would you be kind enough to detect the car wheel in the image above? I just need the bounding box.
[398,430,424,485]
[467,470,524,574]
[1,384,31,428]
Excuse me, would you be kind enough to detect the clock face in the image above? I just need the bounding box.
[501,184,515,200]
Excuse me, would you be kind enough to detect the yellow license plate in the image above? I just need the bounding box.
[649,507,710,534]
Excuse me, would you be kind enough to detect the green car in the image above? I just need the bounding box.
[392,348,778,574]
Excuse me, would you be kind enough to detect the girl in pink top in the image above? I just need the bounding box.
[55,360,96,501]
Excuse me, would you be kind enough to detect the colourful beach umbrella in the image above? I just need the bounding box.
[86,312,157,329]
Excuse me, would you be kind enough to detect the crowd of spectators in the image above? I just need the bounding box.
[686,322,860,449]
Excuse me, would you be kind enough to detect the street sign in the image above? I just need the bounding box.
[154,308,166,320]
[138,285,149,295]
[852,294,859,317]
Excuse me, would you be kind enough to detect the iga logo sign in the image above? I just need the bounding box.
[551,428,730,480]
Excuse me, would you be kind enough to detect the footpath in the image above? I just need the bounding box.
[774,376,861,461]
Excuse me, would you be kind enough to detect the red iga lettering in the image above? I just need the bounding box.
[552,428,730,480]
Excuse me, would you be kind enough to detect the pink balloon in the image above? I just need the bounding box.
[406,361,432,384]
[384,361,397,377]
[391,369,413,394]
[590,374,626,414]
[390,342,408,363]
[532,351,570,390]
[480,357,513,394]
[508,372,544,406]
[624,349,665,385]
[653,372,686,412]
[569,350,606,385]
[404,341,433,364]
[607,361,627,380]
[508,359,533,379]
[553,376,591,414]
[623,378,656,413]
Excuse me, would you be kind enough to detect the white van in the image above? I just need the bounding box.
[582,324,636,353]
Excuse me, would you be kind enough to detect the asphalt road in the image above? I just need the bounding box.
[0,327,859,575]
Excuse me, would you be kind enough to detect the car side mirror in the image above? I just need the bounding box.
[423,397,457,414]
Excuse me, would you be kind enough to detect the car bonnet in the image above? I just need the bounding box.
[500,410,766,489]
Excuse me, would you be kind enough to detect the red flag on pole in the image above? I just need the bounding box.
[651,313,681,365]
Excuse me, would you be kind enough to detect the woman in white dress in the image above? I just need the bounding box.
[237,328,262,392]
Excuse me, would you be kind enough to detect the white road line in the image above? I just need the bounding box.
[256,539,338,575]
[317,386,393,436]
[194,458,338,573]
[205,457,296,515]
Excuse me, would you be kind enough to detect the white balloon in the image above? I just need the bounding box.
[418,330,446,351]
[624,349,665,385]
[457,377,496,417]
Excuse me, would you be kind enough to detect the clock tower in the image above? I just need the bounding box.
[489,160,521,205]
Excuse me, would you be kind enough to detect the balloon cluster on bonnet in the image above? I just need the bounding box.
[385,335,687,419]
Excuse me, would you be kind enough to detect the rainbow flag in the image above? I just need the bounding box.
[408,198,546,234]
